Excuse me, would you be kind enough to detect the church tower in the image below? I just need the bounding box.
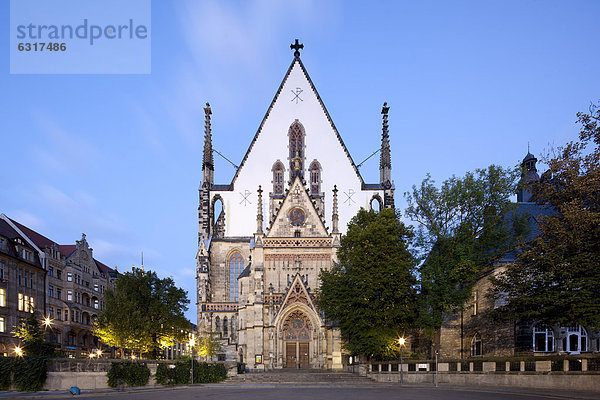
[517,150,539,203]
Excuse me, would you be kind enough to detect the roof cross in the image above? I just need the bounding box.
[290,39,303,58]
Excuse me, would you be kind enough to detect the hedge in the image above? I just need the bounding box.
[107,361,150,388]
[156,360,227,385]
[2,357,48,392]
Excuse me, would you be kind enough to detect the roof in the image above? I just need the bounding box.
[10,218,56,249]
[229,55,365,186]
[497,201,556,263]
[238,263,251,279]
[4,216,115,274]
[0,218,43,269]
[522,152,537,163]
[58,244,76,258]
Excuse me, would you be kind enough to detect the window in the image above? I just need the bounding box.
[0,237,5,251]
[309,161,321,195]
[288,120,305,178]
[0,288,5,307]
[24,271,28,287]
[48,266,53,277]
[272,161,285,195]
[94,299,99,309]
[22,249,33,261]
[533,326,554,352]
[94,283,99,291]
[49,307,54,319]
[294,230,301,238]
[18,293,24,311]
[229,253,244,302]
[0,316,4,332]
[0,261,5,279]
[57,288,62,300]
[473,290,478,316]
[57,270,62,280]
[562,325,588,354]
[67,272,73,282]
[64,310,68,321]
[470,333,482,357]
[67,290,73,301]
[49,285,54,298]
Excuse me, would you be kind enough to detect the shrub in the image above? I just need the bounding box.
[12,357,47,392]
[155,361,227,385]
[107,361,150,388]
[0,357,14,390]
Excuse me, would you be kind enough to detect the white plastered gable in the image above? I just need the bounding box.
[211,58,380,237]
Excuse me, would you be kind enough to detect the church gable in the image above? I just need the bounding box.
[280,273,316,312]
[266,177,328,238]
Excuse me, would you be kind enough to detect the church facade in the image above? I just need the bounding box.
[196,42,394,370]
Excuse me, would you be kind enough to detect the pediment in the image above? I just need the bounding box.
[266,177,328,238]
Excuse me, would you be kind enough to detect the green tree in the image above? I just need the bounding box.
[404,165,518,337]
[94,268,190,358]
[491,104,600,328]
[317,208,417,359]
[13,310,55,357]
[196,330,223,361]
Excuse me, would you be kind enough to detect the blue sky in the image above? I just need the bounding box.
[1,1,599,321]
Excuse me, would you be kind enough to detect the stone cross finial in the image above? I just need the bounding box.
[290,39,304,58]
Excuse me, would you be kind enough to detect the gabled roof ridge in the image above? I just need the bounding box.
[265,176,328,238]
[7,216,55,251]
[228,56,365,186]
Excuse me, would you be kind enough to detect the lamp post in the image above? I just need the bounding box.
[189,336,196,384]
[399,337,405,385]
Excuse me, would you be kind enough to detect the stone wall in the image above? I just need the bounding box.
[368,359,600,392]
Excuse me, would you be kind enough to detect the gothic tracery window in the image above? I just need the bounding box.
[288,120,305,179]
[470,333,482,357]
[309,161,321,195]
[533,326,554,352]
[272,161,284,195]
[282,311,312,341]
[229,253,244,302]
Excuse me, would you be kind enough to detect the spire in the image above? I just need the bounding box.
[517,148,539,203]
[257,185,263,234]
[202,103,214,186]
[380,102,391,187]
[332,185,339,234]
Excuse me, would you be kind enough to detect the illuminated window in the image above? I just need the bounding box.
[229,253,244,302]
[0,316,4,332]
[67,290,73,301]
[18,293,24,311]
[473,291,478,316]
[67,272,73,282]
[29,296,34,313]
[0,288,5,307]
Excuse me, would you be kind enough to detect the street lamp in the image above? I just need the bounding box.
[96,349,102,358]
[398,337,406,385]
[189,336,196,384]
[14,346,23,357]
[43,316,52,328]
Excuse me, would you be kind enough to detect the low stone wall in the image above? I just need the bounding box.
[368,359,600,392]
[42,359,236,391]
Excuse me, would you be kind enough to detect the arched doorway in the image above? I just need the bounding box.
[563,325,587,354]
[282,310,312,368]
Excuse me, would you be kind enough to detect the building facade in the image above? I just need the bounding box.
[439,152,600,359]
[196,43,394,369]
[0,214,117,358]
[0,218,45,357]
